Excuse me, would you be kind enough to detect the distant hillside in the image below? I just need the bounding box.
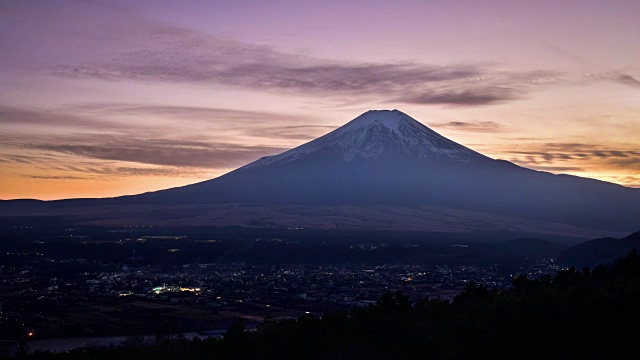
[558,231,640,268]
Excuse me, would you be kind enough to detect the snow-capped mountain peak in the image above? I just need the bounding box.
[339,109,412,133]
[242,109,487,169]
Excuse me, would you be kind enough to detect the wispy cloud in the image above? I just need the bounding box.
[516,143,639,160]
[0,106,136,131]
[396,86,520,106]
[50,59,534,107]
[1,104,311,134]
[523,165,586,172]
[499,142,640,174]
[0,104,301,176]
[68,164,209,178]
[64,104,309,125]
[10,2,633,108]
[2,102,316,139]
[498,137,548,141]
[2,131,288,169]
[22,175,89,180]
[28,4,566,107]
[490,142,640,188]
[244,125,337,140]
[14,161,211,180]
[607,175,640,188]
[615,74,640,88]
[33,141,287,168]
[431,120,505,133]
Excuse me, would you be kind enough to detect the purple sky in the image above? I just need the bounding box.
[1,0,639,199]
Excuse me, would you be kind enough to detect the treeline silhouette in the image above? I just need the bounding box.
[19,250,640,359]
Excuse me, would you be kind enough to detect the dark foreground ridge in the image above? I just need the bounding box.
[15,250,640,359]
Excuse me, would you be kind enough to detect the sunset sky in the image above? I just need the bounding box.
[1,0,639,200]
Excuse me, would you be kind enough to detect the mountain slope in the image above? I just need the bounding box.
[1,109,639,237]
[242,109,487,168]
[128,110,639,233]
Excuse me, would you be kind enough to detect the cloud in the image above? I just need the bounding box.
[244,125,337,140]
[609,157,640,168]
[1,102,331,148]
[50,60,529,106]
[615,74,640,88]
[534,143,639,158]
[513,164,586,172]
[26,137,289,169]
[64,103,309,125]
[6,1,635,110]
[1,104,312,134]
[22,175,89,180]
[581,71,640,89]
[607,175,640,188]
[497,142,640,175]
[213,62,485,93]
[431,120,504,133]
[0,106,135,131]
[498,137,548,141]
[109,166,203,177]
[496,142,640,189]
[396,86,520,106]
[7,156,32,164]
[71,165,208,178]
[2,117,292,171]
[21,4,566,107]
[511,149,638,164]
[0,105,320,177]
[16,162,210,179]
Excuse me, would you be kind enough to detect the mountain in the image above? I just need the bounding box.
[134,109,493,205]
[558,231,640,268]
[1,109,639,240]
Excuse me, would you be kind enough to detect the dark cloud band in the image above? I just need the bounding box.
[37,13,564,107]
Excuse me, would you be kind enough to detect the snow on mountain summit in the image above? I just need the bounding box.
[339,109,411,132]
[242,109,488,170]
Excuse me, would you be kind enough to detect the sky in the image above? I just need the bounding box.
[1,0,639,200]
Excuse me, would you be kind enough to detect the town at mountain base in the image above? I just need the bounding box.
[16,249,640,359]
